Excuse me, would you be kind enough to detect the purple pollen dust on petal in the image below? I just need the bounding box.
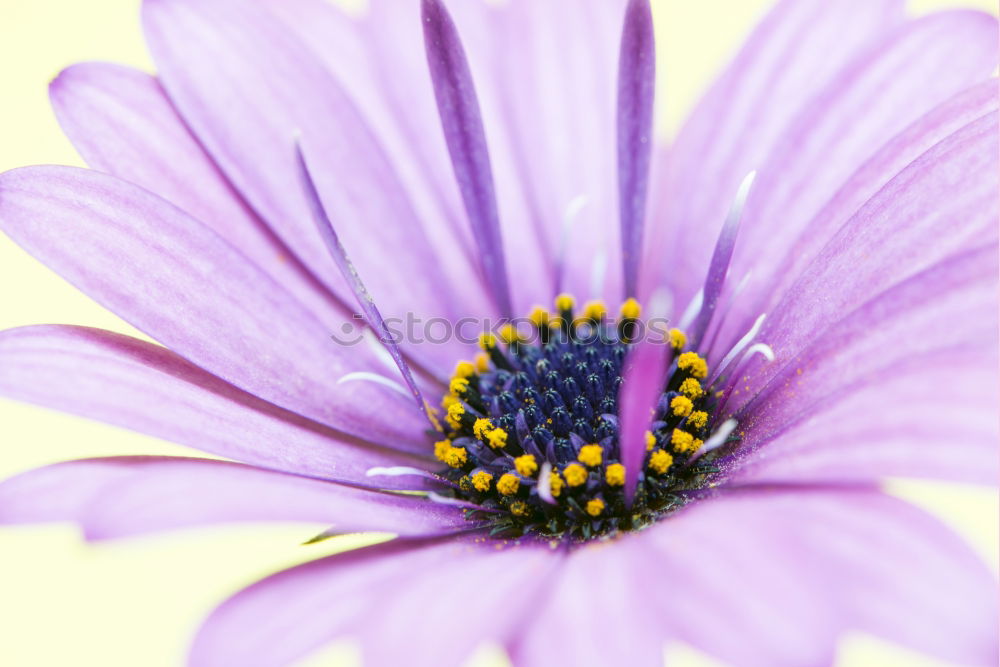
[690,171,756,347]
[421,0,513,318]
[616,0,656,299]
[294,142,435,429]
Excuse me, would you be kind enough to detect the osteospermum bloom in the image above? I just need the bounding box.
[1,0,998,664]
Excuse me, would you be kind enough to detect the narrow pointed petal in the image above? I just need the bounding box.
[296,145,435,428]
[618,337,670,505]
[421,0,512,318]
[0,457,466,540]
[690,171,755,346]
[616,0,656,298]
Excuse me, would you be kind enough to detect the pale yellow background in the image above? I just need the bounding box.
[0,1,996,665]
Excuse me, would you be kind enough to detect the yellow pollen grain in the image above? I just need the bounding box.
[670,395,694,417]
[671,428,696,454]
[509,500,530,517]
[514,454,538,477]
[497,473,520,496]
[586,498,606,517]
[668,328,686,350]
[473,418,493,440]
[441,393,459,410]
[499,323,521,345]
[474,353,490,373]
[649,449,674,474]
[555,293,575,312]
[687,410,709,430]
[578,444,603,467]
[486,428,508,449]
[679,378,704,399]
[605,463,625,487]
[443,446,467,468]
[449,377,469,396]
[529,306,550,328]
[692,438,704,453]
[471,470,493,492]
[453,361,476,379]
[549,471,565,497]
[563,463,588,487]
[677,352,708,379]
[478,332,497,350]
[645,430,656,451]
[619,297,641,320]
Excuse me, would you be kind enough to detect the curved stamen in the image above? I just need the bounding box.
[616,0,656,298]
[337,372,412,398]
[422,0,513,318]
[690,171,756,346]
[295,142,437,429]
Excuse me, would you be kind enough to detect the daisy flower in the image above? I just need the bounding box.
[0,0,997,665]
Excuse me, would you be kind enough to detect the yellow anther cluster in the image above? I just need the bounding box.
[605,463,626,487]
[446,402,465,429]
[563,463,588,487]
[449,377,469,396]
[586,498,606,517]
[473,418,493,439]
[499,323,522,344]
[529,306,550,328]
[548,471,565,497]
[454,360,476,379]
[619,297,641,320]
[442,446,467,468]
[478,332,497,350]
[474,353,490,373]
[687,410,709,430]
[670,429,702,455]
[555,293,575,312]
[667,328,686,350]
[486,427,508,449]
[471,470,493,492]
[582,300,607,321]
[509,500,530,517]
[514,454,538,477]
[670,395,693,417]
[679,377,704,399]
[645,430,656,451]
[578,444,603,467]
[497,473,520,496]
[677,352,708,379]
[648,449,674,474]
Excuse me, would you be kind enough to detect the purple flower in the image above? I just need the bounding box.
[1,0,997,664]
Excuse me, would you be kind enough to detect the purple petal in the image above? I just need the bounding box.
[738,111,997,404]
[508,540,665,666]
[618,337,671,506]
[422,0,512,318]
[48,63,341,326]
[713,11,999,351]
[190,537,551,667]
[727,243,998,484]
[0,325,429,485]
[0,166,428,447]
[642,0,905,304]
[0,457,467,540]
[295,145,434,427]
[141,0,473,368]
[616,0,655,298]
[639,487,997,665]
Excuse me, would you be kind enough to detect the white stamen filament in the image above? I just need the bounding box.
[690,418,738,462]
[714,313,767,379]
[338,372,411,397]
[537,461,557,505]
[365,465,436,478]
[678,288,703,331]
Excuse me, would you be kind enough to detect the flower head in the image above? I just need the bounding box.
[0,0,997,664]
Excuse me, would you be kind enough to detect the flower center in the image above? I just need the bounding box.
[434,294,724,540]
